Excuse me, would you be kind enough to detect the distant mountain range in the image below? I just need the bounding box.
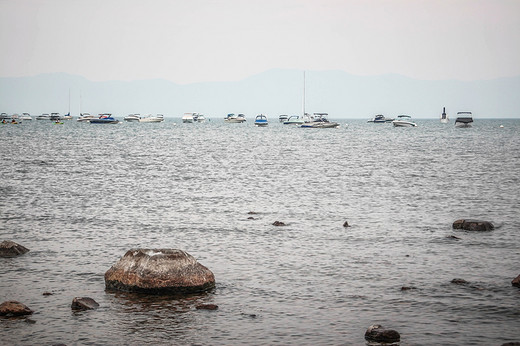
[1,69,519,119]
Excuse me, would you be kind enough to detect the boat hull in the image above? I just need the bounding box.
[393,121,417,127]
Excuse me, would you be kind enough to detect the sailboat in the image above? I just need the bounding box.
[440,107,449,123]
[62,89,73,120]
[298,71,339,128]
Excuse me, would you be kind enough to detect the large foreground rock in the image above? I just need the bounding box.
[364,324,400,343]
[453,219,494,231]
[512,274,520,288]
[105,249,215,294]
[0,301,33,316]
[71,297,99,311]
[0,240,29,257]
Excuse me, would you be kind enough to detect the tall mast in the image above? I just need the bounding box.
[302,71,306,117]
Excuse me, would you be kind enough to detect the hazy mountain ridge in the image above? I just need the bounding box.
[1,69,519,118]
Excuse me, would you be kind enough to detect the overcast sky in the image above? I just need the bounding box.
[1,0,519,84]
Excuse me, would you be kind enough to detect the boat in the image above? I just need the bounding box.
[368,114,393,123]
[36,113,50,120]
[62,112,73,120]
[195,113,206,122]
[283,115,305,125]
[182,112,196,123]
[300,113,339,128]
[224,113,246,123]
[77,113,95,122]
[278,114,289,122]
[254,114,268,127]
[20,113,32,120]
[124,114,141,122]
[89,113,119,124]
[139,114,164,123]
[0,113,10,121]
[440,107,449,123]
[392,115,417,127]
[455,111,473,127]
[50,113,61,121]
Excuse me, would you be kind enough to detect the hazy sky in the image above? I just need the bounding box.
[1,0,519,84]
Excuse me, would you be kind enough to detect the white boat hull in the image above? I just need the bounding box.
[393,121,417,127]
[139,118,164,123]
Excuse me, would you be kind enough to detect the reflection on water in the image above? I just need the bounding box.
[1,118,520,345]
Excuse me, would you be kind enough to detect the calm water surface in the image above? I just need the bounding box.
[1,118,519,345]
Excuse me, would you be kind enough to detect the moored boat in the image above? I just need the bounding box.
[367,114,392,123]
[278,114,289,122]
[440,107,449,123]
[89,113,119,124]
[139,114,164,123]
[224,113,246,123]
[182,112,195,123]
[77,113,95,122]
[36,113,50,120]
[454,111,473,127]
[283,115,304,125]
[392,115,417,127]
[300,113,339,128]
[254,114,268,127]
[20,113,32,120]
[124,114,141,122]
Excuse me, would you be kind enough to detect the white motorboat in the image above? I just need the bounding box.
[283,115,305,125]
[62,113,73,120]
[50,113,61,121]
[300,113,339,128]
[392,115,417,127]
[182,112,196,123]
[278,114,289,122]
[224,113,246,123]
[195,113,206,122]
[20,113,32,120]
[139,114,164,123]
[440,107,449,123]
[254,114,268,127]
[455,112,473,127]
[77,113,95,122]
[124,114,140,122]
[36,113,50,120]
[368,114,393,123]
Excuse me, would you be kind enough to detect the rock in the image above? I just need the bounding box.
[105,249,215,294]
[247,217,256,220]
[343,221,349,227]
[272,221,286,226]
[42,291,53,296]
[452,219,494,231]
[501,343,520,346]
[451,278,469,285]
[71,297,99,311]
[512,274,520,288]
[446,235,461,240]
[401,286,417,291]
[364,324,400,343]
[247,211,258,215]
[0,301,33,316]
[0,240,30,257]
[196,304,219,310]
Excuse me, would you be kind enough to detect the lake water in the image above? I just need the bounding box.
[1,117,519,345]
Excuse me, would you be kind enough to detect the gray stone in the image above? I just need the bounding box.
[0,240,29,257]
[105,249,215,294]
[71,297,99,311]
[364,324,400,343]
[453,219,494,231]
[0,301,33,316]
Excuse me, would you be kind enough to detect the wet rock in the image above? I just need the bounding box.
[0,240,30,257]
[42,291,53,296]
[364,324,400,343]
[501,343,520,346]
[452,219,494,231]
[401,286,417,291]
[446,235,461,240]
[105,249,215,294]
[247,217,256,220]
[0,301,33,316]
[512,274,520,288]
[71,297,99,311]
[343,221,349,227]
[196,304,219,310]
[451,278,469,285]
[247,211,258,215]
[272,221,286,226]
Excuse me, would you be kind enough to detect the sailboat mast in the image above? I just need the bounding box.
[302,71,306,117]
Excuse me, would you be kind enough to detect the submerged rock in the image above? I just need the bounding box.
[0,301,33,317]
[364,324,400,343]
[452,219,494,231]
[71,297,99,311]
[105,249,215,294]
[451,278,469,285]
[196,304,219,310]
[343,221,349,228]
[512,275,520,288]
[272,221,286,226]
[0,240,30,257]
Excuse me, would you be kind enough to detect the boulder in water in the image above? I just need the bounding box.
[452,219,494,231]
[364,324,400,343]
[0,240,29,257]
[71,297,99,311]
[512,274,520,288]
[105,249,215,294]
[0,301,33,316]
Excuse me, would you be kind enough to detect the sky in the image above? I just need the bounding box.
[1,0,520,84]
